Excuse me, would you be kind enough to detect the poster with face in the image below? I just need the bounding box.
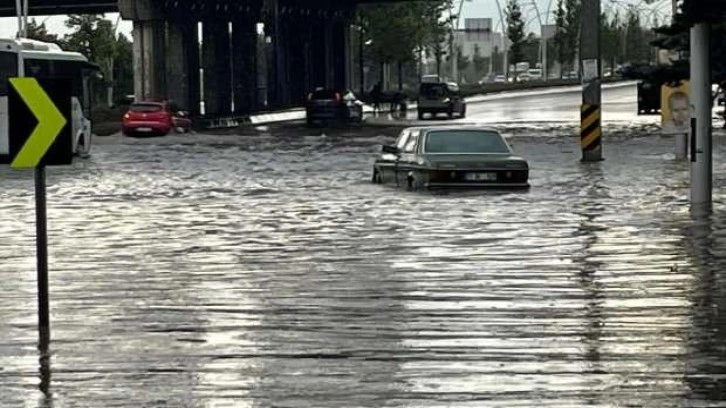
[661,81,691,134]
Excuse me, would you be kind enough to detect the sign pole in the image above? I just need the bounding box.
[35,165,50,354]
[579,0,603,162]
[689,22,712,211]
[6,75,73,355]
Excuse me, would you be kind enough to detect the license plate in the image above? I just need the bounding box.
[137,127,152,132]
[465,172,497,181]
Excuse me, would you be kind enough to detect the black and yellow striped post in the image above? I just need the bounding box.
[579,0,603,162]
[580,103,602,159]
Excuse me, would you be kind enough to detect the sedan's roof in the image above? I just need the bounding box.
[407,125,502,133]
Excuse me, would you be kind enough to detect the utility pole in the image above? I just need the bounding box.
[579,0,602,162]
[495,0,508,78]
[449,4,458,83]
[542,0,556,81]
[15,0,23,38]
[670,0,688,160]
[689,22,712,211]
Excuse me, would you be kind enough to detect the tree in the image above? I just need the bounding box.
[554,0,580,73]
[553,0,566,73]
[492,46,504,74]
[600,11,621,69]
[26,19,60,43]
[113,33,134,103]
[521,33,541,67]
[506,0,525,74]
[357,1,450,88]
[64,15,120,107]
[456,45,470,73]
[472,44,488,75]
[648,8,726,85]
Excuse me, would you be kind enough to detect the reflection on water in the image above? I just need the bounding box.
[1,131,726,406]
[683,213,726,405]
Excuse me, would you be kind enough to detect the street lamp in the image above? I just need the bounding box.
[493,0,508,78]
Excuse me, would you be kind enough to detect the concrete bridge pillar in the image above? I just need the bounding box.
[165,20,200,113]
[309,19,326,90]
[120,0,166,101]
[284,16,308,104]
[276,12,291,108]
[324,20,334,89]
[131,20,166,101]
[232,18,258,114]
[332,19,351,91]
[202,22,232,116]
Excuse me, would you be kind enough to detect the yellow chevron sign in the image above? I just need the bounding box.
[4,77,72,169]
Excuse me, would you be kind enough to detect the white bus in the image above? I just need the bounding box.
[0,37,99,160]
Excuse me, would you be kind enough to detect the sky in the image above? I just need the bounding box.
[0,13,132,39]
[0,0,674,40]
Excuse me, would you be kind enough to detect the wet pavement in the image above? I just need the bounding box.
[2,85,726,407]
[368,81,725,133]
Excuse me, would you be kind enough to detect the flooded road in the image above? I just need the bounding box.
[3,122,726,406]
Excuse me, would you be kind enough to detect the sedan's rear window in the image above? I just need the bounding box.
[130,103,164,113]
[424,130,511,154]
[310,89,339,100]
[420,83,447,98]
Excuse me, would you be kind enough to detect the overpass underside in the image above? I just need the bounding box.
[119,0,357,117]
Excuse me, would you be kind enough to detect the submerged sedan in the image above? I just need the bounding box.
[372,126,529,189]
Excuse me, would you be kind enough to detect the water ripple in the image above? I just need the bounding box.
[1,131,726,407]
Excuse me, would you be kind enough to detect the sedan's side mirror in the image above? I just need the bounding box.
[382,144,399,155]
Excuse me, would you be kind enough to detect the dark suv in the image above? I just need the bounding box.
[417,82,466,120]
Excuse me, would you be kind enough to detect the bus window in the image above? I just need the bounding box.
[25,58,53,78]
[0,51,18,96]
[48,59,85,97]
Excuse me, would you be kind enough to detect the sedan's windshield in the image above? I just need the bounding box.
[424,130,511,154]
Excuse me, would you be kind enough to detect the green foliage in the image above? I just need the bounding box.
[505,0,525,66]
[553,0,580,72]
[519,33,541,68]
[63,14,132,105]
[357,1,450,66]
[113,34,134,101]
[472,44,488,74]
[456,45,470,73]
[26,19,60,43]
[650,15,726,84]
[492,46,504,74]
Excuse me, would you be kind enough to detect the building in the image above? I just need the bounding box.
[423,17,509,82]
[455,18,503,62]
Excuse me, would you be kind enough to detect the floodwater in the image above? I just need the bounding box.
[2,122,726,407]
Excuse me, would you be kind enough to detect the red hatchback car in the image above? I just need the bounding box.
[122,101,192,136]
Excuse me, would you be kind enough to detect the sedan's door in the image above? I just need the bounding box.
[395,130,421,188]
[377,129,410,184]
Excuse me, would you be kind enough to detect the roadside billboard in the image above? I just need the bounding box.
[661,81,690,135]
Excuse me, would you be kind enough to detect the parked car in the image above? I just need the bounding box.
[516,72,531,82]
[493,75,507,83]
[417,81,466,120]
[122,100,192,136]
[305,88,363,126]
[527,68,543,80]
[637,81,661,115]
[371,126,529,189]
